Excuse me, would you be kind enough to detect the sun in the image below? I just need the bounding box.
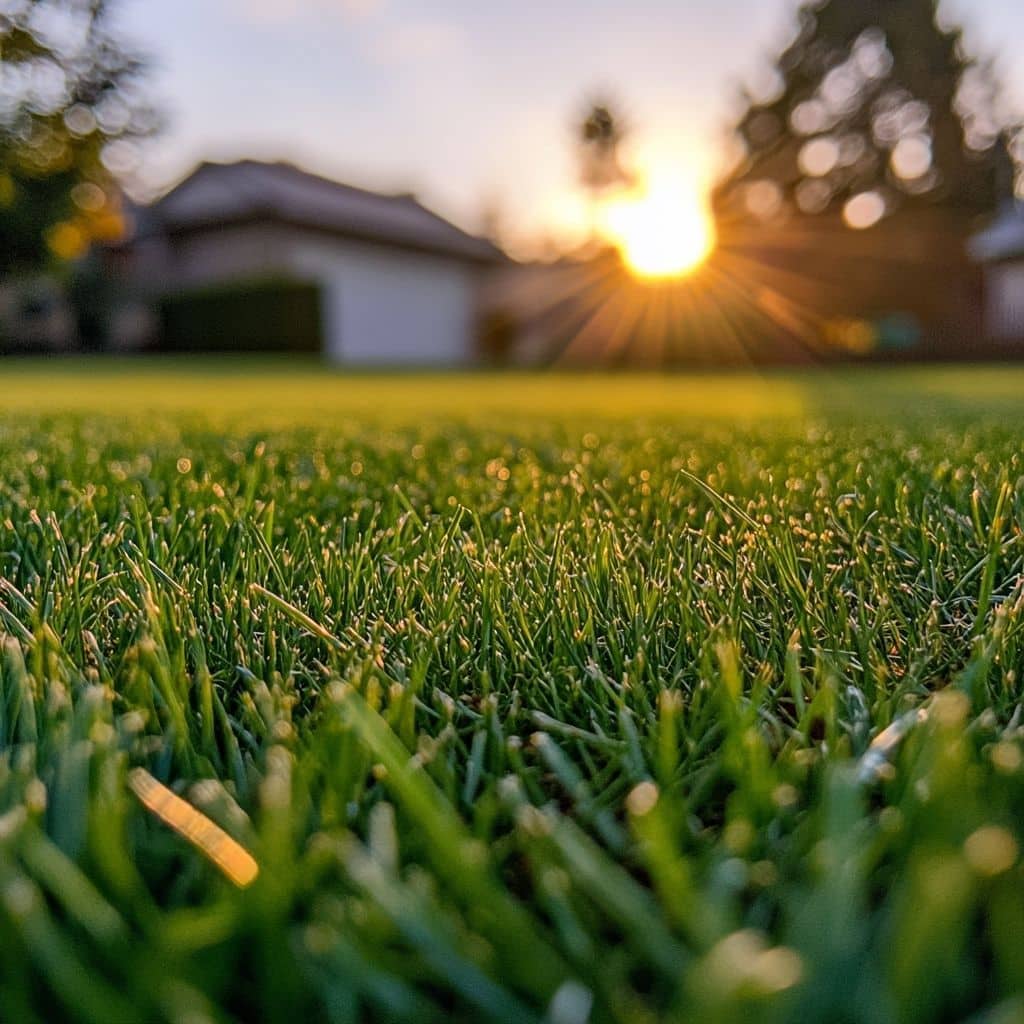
[600,175,716,280]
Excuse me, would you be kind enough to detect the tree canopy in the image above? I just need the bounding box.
[578,100,632,196]
[0,0,155,274]
[715,0,1020,232]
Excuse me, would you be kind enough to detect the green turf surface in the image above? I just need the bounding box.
[1,362,1024,1022]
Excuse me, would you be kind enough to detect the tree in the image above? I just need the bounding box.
[0,0,155,275]
[715,0,1019,231]
[574,99,635,256]
[710,0,1021,357]
[578,100,632,196]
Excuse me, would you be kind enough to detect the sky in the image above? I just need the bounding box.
[114,0,1024,255]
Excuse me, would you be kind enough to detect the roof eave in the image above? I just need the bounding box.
[155,210,508,266]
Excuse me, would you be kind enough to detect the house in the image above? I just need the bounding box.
[120,160,508,364]
[971,204,1024,344]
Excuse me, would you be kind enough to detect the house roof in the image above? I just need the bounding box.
[137,160,505,265]
[970,204,1024,263]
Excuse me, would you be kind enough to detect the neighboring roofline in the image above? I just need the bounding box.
[970,203,1024,264]
[972,243,1024,267]
[139,159,508,266]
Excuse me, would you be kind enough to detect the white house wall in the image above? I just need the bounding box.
[135,221,485,364]
[288,239,480,366]
[169,224,299,288]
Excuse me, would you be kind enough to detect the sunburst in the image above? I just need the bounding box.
[600,174,716,280]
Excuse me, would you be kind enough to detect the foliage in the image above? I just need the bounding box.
[0,0,155,273]
[1,365,1024,1022]
[159,279,324,355]
[578,100,632,196]
[716,0,1020,228]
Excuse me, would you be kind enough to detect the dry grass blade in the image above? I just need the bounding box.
[128,768,260,888]
[857,707,929,785]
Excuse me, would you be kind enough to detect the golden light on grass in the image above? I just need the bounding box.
[626,781,660,817]
[964,826,1019,878]
[601,172,716,280]
[128,768,259,888]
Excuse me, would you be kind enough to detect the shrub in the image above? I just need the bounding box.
[158,277,323,354]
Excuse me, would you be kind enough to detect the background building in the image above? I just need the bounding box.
[972,205,1024,345]
[119,160,507,365]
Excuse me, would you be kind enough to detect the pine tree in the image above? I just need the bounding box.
[0,0,156,274]
[715,0,1019,231]
[709,0,1020,357]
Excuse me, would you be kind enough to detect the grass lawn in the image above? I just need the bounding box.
[1,360,1024,1023]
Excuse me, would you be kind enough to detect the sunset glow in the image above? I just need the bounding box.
[601,174,716,279]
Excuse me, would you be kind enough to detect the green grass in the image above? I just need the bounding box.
[2,361,1024,1023]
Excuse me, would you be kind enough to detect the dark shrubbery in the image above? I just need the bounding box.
[158,277,323,354]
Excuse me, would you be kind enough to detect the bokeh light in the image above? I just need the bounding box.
[844,190,886,230]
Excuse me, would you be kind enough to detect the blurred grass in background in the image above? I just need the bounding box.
[1,363,1023,1022]
[4,359,1024,422]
